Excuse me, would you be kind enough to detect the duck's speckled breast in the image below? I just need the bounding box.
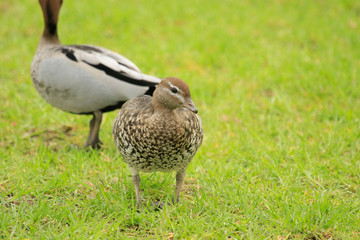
[113,96,203,173]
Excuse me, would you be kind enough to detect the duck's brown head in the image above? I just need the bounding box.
[153,77,198,114]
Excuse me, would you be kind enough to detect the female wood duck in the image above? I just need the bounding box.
[113,77,203,208]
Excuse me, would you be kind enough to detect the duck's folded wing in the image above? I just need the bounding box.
[61,44,161,86]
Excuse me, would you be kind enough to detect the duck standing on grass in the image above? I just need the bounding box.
[31,0,161,149]
[113,77,203,209]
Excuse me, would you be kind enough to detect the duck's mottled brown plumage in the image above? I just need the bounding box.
[113,77,203,207]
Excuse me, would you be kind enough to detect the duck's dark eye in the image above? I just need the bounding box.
[171,87,178,94]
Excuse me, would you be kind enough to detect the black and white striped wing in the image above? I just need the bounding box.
[62,45,161,86]
[35,44,161,114]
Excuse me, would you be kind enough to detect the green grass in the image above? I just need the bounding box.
[1,0,360,239]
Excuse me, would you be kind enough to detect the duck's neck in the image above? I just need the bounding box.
[39,32,60,47]
[39,0,61,46]
[152,99,175,115]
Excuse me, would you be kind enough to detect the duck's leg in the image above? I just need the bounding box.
[173,170,186,204]
[84,111,103,149]
[131,168,142,209]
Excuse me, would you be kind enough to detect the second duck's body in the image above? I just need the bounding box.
[32,44,159,115]
[31,0,160,148]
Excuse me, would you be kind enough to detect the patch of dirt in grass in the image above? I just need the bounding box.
[276,229,335,240]
[3,193,37,208]
[21,125,75,150]
[264,88,274,98]
[1,125,75,151]
[22,125,73,142]
[0,2,11,12]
